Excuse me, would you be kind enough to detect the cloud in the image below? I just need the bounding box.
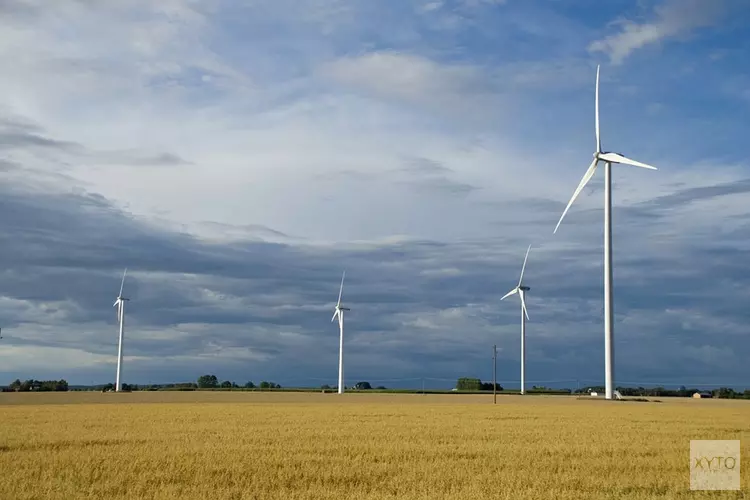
[0,1,748,389]
[589,0,728,64]
[322,51,490,107]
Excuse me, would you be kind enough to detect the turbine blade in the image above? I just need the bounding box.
[520,291,529,321]
[518,245,531,287]
[118,268,127,297]
[598,152,657,170]
[113,299,119,307]
[500,288,518,301]
[337,271,345,306]
[595,65,601,153]
[331,309,339,323]
[553,158,599,234]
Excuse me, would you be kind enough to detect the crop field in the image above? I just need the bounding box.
[0,392,747,499]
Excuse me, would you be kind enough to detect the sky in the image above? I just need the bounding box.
[1,0,749,389]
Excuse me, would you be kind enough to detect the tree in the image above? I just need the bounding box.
[258,382,281,389]
[355,381,372,390]
[321,384,331,390]
[197,375,219,389]
[9,379,21,392]
[456,378,482,391]
[244,381,256,389]
[481,382,503,391]
[220,380,233,389]
[714,387,736,399]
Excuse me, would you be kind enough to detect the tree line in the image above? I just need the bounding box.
[3,379,69,392]
[578,385,750,399]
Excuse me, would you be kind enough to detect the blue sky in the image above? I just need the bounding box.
[0,0,749,389]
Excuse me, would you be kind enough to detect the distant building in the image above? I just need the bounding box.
[693,392,713,399]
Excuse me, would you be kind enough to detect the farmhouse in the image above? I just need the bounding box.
[692,392,713,399]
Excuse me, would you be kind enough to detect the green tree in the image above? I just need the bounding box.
[197,375,219,389]
[220,380,233,389]
[481,382,503,391]
[244,381,256,389]
[355,381,372,390]
[456,378,482,391]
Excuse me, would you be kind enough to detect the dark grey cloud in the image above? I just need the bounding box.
[395,156,479,196]
[0,131,83,152]
[0,115,189,167]
[0,177,747,390]
[95,151,192,167]
[640,178,750,211]
[400,157,452,175]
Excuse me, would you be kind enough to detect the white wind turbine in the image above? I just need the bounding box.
[331,271,350,394]
[501,245,531,395]
[113,268,129,392]
[554,65,657,400]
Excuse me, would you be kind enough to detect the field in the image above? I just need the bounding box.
[0,392,747,499]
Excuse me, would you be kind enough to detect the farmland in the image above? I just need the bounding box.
[0,392,747,499]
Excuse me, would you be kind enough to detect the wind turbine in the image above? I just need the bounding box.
[331,271,349,394]
[553,65,657,400]
[113,268,129,392]
[501,245,531,395]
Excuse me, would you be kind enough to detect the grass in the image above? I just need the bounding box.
[0,392,747,499]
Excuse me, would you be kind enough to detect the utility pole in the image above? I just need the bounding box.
[493,344,497,404]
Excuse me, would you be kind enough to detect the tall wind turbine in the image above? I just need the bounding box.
[501,245,531,395]
[331,271,349,394]
[113,269,129,392]
[554,65,657,400]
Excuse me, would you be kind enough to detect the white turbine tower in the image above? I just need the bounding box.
[113,268,129,392]
[554,65,657,400]
[331,271,349,394]
[501,245,531,395]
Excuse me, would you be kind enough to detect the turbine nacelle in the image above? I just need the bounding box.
[501,245,532,321]
[554,65,657,235]
[331,271,349,322]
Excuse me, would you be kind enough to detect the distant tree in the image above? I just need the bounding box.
[714,387,736,399]
[355,382,372,390]
[9,379,21,392]
[321,384,331,390]
[220,380,233,389]
[244,381,256,389]
[456,378,482,391]
[197,375,219,389]
[376,386,387,390]
[121,383,131,392]
[481,382,503,391]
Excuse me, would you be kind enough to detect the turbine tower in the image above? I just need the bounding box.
[501,245,531,395]
[113,268,129,392]
[554,65,657,400]
[331,271,349,394]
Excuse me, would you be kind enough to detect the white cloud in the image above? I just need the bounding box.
[589,0,727,65]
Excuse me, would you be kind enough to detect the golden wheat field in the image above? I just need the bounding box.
[0,392,747,500]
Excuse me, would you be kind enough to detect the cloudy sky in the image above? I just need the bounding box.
[1,0,749,389]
